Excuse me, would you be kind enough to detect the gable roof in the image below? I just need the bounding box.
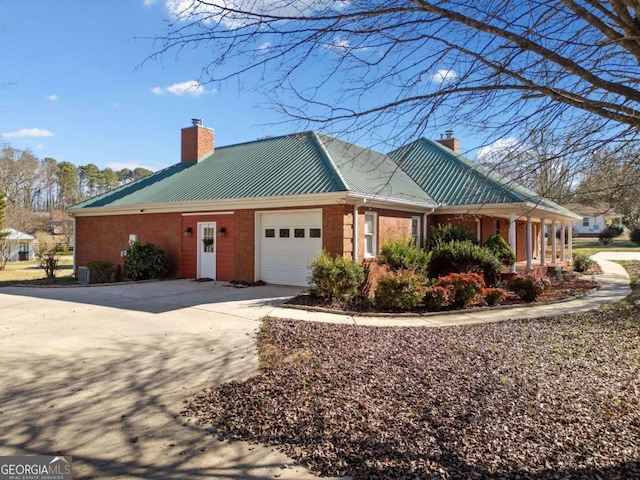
[69,131,435,212]
[561,203,624,218]
[388,138,579,219]
[1,228,35,241]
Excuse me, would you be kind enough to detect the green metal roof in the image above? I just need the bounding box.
[69,131,435,210]
[388,138,578,218]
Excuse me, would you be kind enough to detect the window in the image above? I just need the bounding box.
[583,217,589,227]
[494,220,501,235]
[411,216,420,245]
[294,228,305,238]
[309,228,321,238]
[364,212,377,257]
[19,243,29,252]
[279,228,290,238]
[265,228,275,238]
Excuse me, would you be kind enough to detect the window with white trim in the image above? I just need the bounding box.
[583,217,589,227]
[364,212,377,258]
[411,216,420,245]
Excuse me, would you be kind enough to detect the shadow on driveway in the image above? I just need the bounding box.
[0,281,316,479]
[0,279,302,314]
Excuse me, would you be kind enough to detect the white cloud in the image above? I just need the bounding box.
[36,144,45,149]
[259,42,271,51]
[45,94,58,101]
[324,36,350,52]
[151,80,214,96]
[476,137,519,161]
[165,0,350,30]
[143,0,158,5]
[431,69,457,84]
[2,128,54,138]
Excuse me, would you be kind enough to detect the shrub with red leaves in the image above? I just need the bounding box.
[435,272,485,308]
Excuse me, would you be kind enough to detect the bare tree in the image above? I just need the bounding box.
[575,143,640,226]
[150,0,640,153]
[477,127,584,203]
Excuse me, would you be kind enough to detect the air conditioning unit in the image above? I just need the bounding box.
[78,266,90,284]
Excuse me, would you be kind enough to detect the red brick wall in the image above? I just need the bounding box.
[75,213,183,277]
[432,214,478,241]
[323,204,352,258]
[181,214,234,280]
[234,209,256,282]
[354,208,416,262]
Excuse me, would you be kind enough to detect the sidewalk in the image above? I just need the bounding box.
[270,253,639,328]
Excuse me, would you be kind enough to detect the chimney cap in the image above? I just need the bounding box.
[445,129,454,139]
[191,118,203,127]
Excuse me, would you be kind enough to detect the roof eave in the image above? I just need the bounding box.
[437,202,581,221]
[346,192,437,212]
[66,192,349,217]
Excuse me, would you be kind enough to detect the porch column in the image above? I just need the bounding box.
[560,223,566,262]
[526,215,533,271]
[551,221,557,263]
[509,214,517,274]
[539,217,546,266]
[568,223,573,261]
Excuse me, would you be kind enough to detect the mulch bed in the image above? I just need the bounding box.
[185,308,640,479]
[285,274,600,314]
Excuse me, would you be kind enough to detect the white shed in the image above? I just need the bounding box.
[1,228,36,261]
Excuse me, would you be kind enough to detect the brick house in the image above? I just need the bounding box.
[67,121,580,286]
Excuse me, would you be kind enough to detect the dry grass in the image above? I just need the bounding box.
[0,256,74,286]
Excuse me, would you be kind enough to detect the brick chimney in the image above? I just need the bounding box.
[181,119,214,162]
[436,129,460,153]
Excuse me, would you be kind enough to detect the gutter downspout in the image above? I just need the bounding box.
[353,200,366,261]
[72,215,77,276]
[423,207,436,248]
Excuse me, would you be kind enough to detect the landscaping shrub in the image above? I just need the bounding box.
[483,234,515,267]
[308,251,364,304]
[422,285,453,311]
[374,270,426,311]
[123,241,170,281]
[86,260,115,283]
[598,227,617,245]
[483,287,507,306]
[377,239,430,273]
[572,254,594,273]
[509,275,548,302]
[34,233,60,278]
[630,226,640,245]
[607,223,624,237]
[429,224,476,247]
[435,272,485,308]
[428,240,502,283]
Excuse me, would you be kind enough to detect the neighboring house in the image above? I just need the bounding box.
[562,203,624,237]
[67,121,580,286]
[1,228,36,261]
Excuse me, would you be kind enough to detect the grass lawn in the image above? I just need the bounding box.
[185,262,640,479]
[572,236,640,257]
[0,255,76,287]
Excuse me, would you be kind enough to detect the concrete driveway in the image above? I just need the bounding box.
[0,280,319,480]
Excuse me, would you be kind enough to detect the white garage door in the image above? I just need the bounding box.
[260,210,322,286]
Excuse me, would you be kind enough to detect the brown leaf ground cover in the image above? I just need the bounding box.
[184,263,640,480]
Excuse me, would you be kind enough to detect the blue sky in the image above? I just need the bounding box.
[0,0,296,171]
[0,0,494,172]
